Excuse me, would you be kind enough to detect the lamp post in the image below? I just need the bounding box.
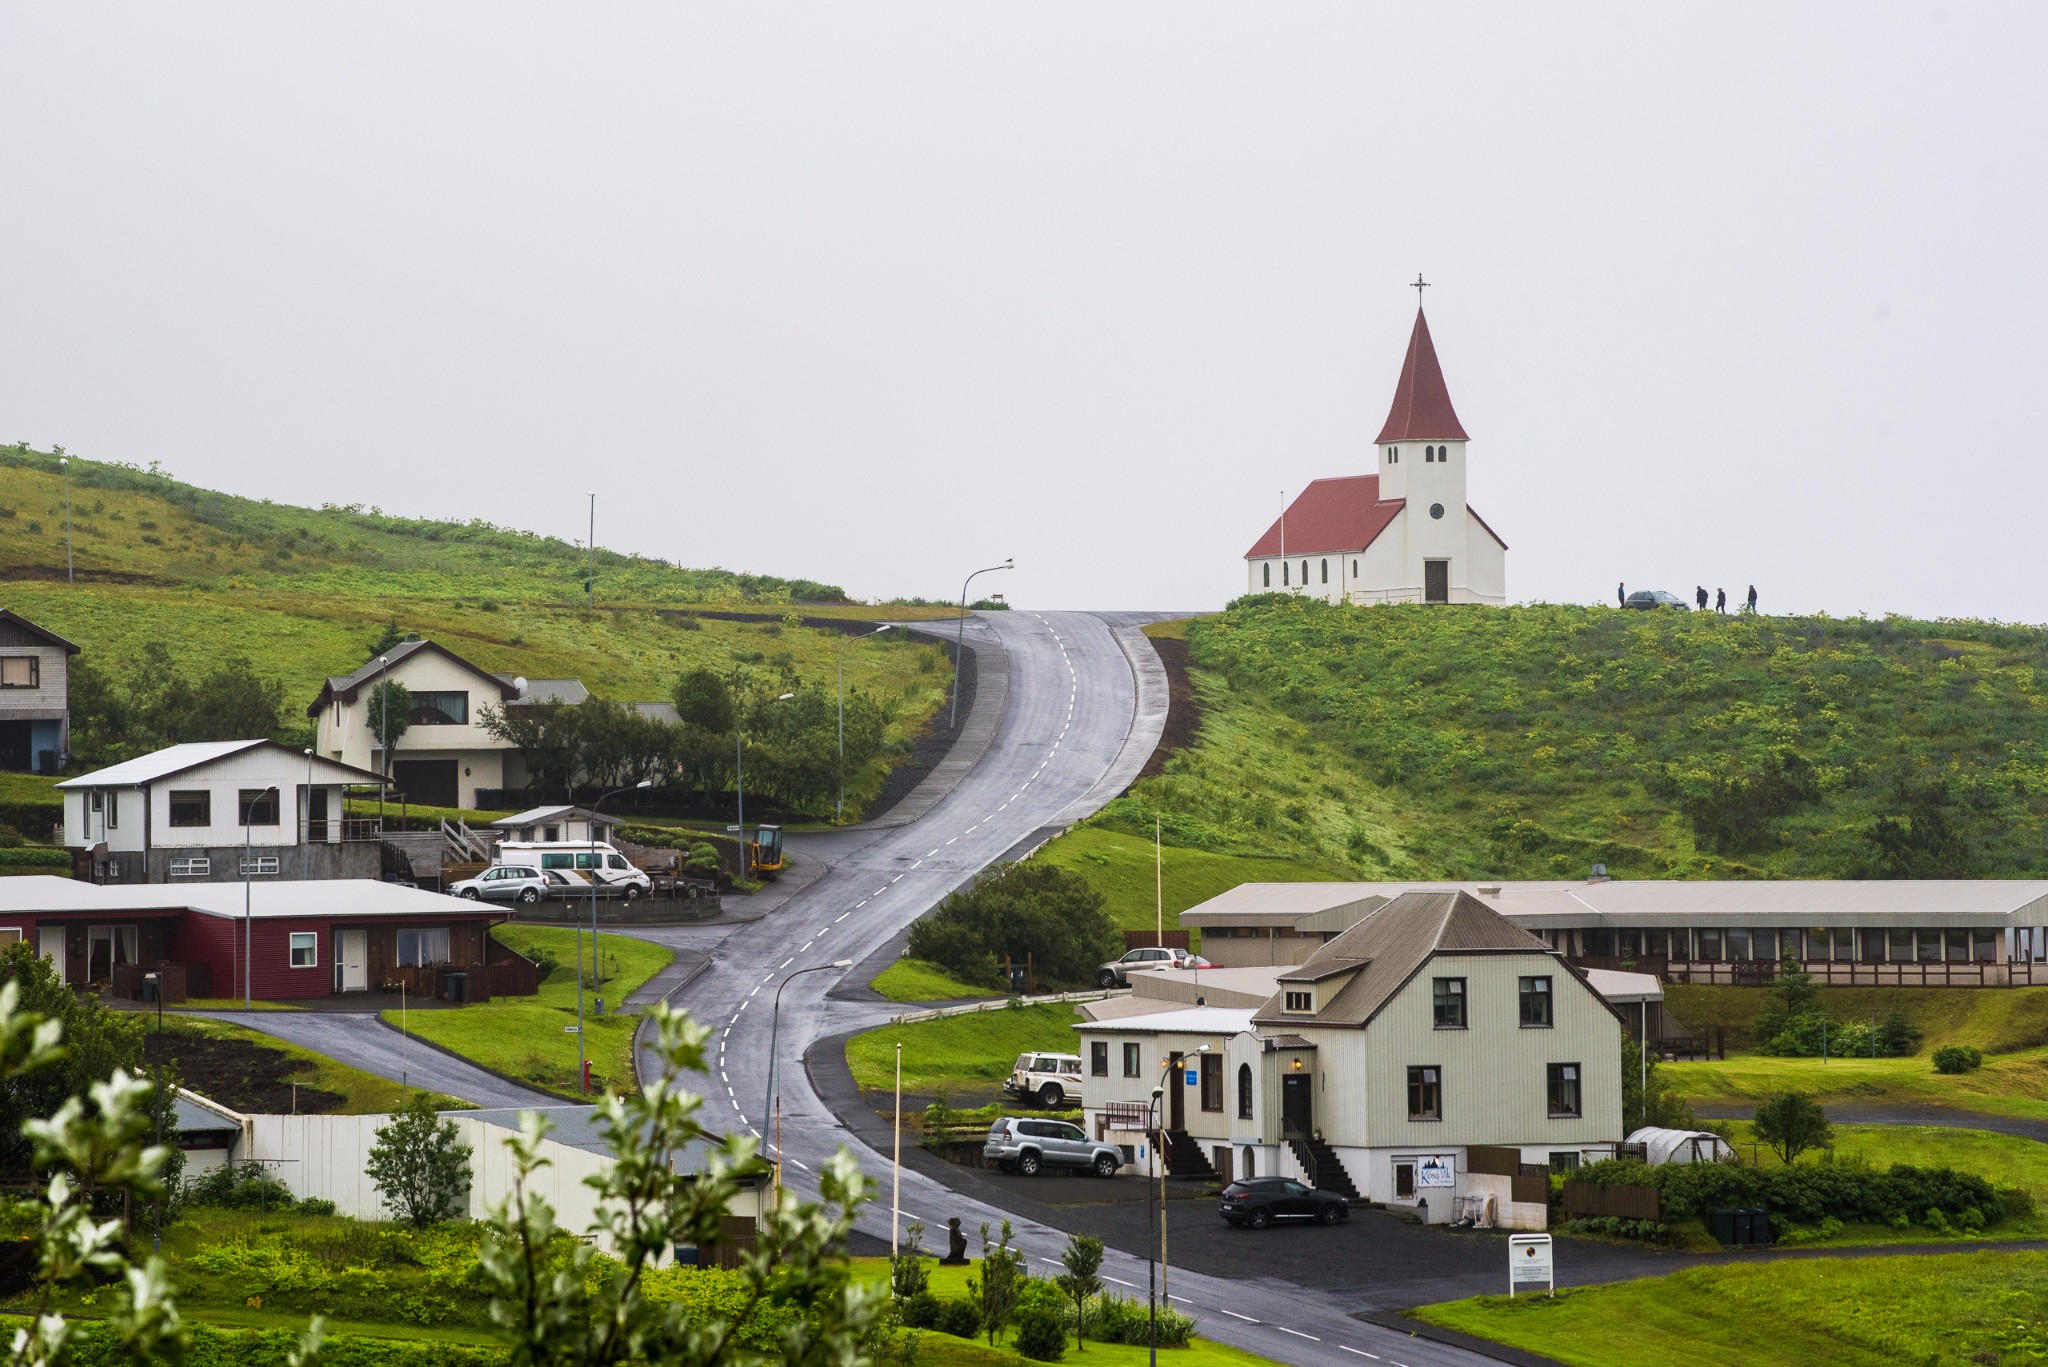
[950,560,1013,729]
[733,687,794,878]
[575,779,654,1095]
[243,784,280,1008]
[837,625,893,822]
[59,456,72,584]
[1148,1043,1206,1362]
[762,957,855,1179]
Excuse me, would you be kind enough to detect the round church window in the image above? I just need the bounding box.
[1429,503,1445,520]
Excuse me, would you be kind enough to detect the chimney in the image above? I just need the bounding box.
[1477,886,1502,898]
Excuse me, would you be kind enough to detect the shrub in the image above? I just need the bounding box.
[932,1298,982,1339]
[1933,1045,1984,1074]
[185,1162,297,1211]
[296,1197,337,1216]
[1087,1294,1195,1348]
[1013,1281,1068,1361]
[906,862,1121,991]
[900,1292,942,1330]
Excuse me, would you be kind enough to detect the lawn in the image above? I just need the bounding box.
[1414,1250,2048,1367]
[1664,982,2048,1054]
[1032,825,1351,946]
[847,1003,1080,1098]
[1723,1119,2048,1204]
[850,1259,1284,1367]
[152,1014,468,1113]
[381,927,672,1098]
[871,957,999,1003]
[1663,1046,2048,1122]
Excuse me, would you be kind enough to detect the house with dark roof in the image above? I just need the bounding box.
[1077,889,1619,1227]
[308,636,679,810]
[1245,306,1507,605]
[0,609,80,774]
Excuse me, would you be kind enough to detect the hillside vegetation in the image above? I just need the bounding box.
[1082,596,2048,882]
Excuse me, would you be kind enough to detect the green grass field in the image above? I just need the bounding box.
[1415,1250,2048,1366]
[871,957,999,1003]
[846,1003,1080,1097]
[381,927,672,1098]
[1722,1119,2048,1204]
[1664,1047,2048,1121]
[157,1014,469,1113]
[1665,982,2048,1054]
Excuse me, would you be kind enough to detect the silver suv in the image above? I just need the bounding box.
[984,1118,1123,1178]
[1097,946,1189,988]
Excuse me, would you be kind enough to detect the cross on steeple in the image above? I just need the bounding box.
[1411,273,1430,307]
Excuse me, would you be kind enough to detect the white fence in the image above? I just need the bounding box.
[889,987,1124,1026]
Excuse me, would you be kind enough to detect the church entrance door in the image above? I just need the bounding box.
[1424,560,1449,603]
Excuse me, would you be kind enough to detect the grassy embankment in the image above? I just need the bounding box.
[0,448,955,822]
[871,958,999,1003]
[1061,598,2048,888]
[1414,1250,2048,1367]
[846,1003,1079,1101]
[154,1014,470,1112]
[381,926,672,1098]
[1722,1119,2048,1206]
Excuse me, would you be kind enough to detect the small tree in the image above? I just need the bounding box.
[891,1219,930,1299]
[1054,1233,1103,1350]
[1753,1091,1832,1166]
[969,1219,1026,1346]
[366,1092,472,1226]
[366,679,413,775]
[1753,954,1819,1044]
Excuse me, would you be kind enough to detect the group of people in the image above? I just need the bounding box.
[1617,582,1759,613]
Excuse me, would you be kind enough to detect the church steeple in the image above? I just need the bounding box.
[1375,309,1469,444]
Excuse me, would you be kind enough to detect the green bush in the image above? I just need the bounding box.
[1572,1154,2014,1238]
[1013,1282,1068,1361]
[900,1291,942,1330]
[932,1297,983,1340]
[296,1197,337,1217]
[906,862,1121,991]
[0,846,70,869]
[184,1163,296,1211]
[1933,1045,1984,1074]
[1087,1293,1195,1348]
[61,1323,507,1367]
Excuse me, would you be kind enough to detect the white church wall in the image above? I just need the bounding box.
[1459,518,1508,605]
[1348,526,1417,604]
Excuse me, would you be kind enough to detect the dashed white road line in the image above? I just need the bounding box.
[1221,1310,1258,1323]
[835,913,849,923]
[1276,1328,1319,1341]
[779,957,794,970]
[1338,1348,1378,1360]
[1101,1275,1136,1288]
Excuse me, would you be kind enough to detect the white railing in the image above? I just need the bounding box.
[889,987,1126,1026]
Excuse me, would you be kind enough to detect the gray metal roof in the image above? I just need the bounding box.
[464,1105,766,1177]
[57,740,385,790]
[0,875,501,922]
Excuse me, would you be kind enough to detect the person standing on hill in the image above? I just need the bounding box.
[1617,581,1626,607]
[1747,584,1759,613]
[1695,585,1708,611]
[1716,587,1727,614]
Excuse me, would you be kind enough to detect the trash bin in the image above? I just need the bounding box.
[1710,1208,1740,1246]
[445,972,468,1004]
[1741,1208,1773,1246]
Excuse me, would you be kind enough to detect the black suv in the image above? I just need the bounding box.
[1219,1177,1349,1228]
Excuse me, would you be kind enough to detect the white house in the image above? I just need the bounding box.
[1245,307,1507,606]
[57,740,389,884]
[0,609,79,775]
[1078,889,1622,1227]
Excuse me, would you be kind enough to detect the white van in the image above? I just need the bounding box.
[495,841,653,900]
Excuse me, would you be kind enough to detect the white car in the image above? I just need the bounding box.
[1002,1052,1085,1109]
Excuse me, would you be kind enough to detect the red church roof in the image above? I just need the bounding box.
[1244,476,1404,558]
[1375,309,1469,444]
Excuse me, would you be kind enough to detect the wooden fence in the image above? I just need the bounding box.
[1664,960,2038,988]
[1561,1181,1660,1221]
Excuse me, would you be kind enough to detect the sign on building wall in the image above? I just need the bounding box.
[1508,1234,1553,1298]
[1416,1155,1456,1187]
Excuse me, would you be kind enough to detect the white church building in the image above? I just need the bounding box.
[1246,306,1507,605]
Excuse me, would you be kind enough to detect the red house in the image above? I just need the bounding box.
[0,876,538,1002]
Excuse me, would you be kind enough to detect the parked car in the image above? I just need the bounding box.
[983,1117,1123,1178]
[1622,590,1691,611]
[1096,947,1209,988]
[449,865,553,904]
[1003,1052,1085,1108]
[1219,1177,1350,1229]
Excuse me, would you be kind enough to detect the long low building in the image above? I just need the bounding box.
[1182,879,2048,986]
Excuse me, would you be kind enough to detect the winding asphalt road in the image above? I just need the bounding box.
[637,610,1500,1367]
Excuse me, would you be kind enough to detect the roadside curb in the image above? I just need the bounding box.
[1355,1311,1570,1367]
[837,618,1011,831]
[629,952,715,1089]
[369,1012,565,1108]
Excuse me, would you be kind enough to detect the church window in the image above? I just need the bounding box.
[1301,560,1308,585]
[1282,561,1289,586]
[1352,559,1358,577]
[1320,559,1328,584]
[1262,563,1270,587]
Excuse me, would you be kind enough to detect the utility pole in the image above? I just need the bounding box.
[60,456,72,583]
[586,492,595,615]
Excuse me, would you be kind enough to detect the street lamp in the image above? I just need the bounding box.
[734,688,794,877]
[574,779,654,1095]
[762,957,855,1179]
[837,625,893,822]
[59,456,72,584]
[243,784,281,1008]
[1148,1044,1207,1366]
[950,560,1013,729]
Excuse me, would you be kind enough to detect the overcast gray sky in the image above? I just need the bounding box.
[4,4,2043,618]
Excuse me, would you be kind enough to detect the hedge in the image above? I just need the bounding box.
[0,803,60,842]
[0,847,70,869]
[1572,1156,2023,1234]
[60,1325,505,1367]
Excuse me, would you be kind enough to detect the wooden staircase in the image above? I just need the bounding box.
[1163,1129,1217,1181]
[1285,1132,1360,1201]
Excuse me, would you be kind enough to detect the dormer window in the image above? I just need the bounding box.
[1283,989,1313,1013]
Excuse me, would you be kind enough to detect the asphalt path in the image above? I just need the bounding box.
[635,610,1503,1367]
[189,1010,559,1110]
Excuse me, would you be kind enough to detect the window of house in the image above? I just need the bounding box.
[542,825,560,841]
[169,857,210,878]
[1283,990,1313,1013]
[238,790,280,826]
[1696,928,1722,961]
[1889,928,1915,961]
[1351,559,1358,577]
[1122,1042,1141,1077]
[1974,929,1999,963]
[1200,1053,1223,1112]
[1237,1063,1253,1119]
[396,927,453,967]
[1320,559,1328,584]
[1548,1151,1581,1174]
[1300,560,1308,585]
[105,791,118,828]
[1519,975,1553,1027]
[0,656,37,688]
[1547,1063,1582,1117]
[1090,1042,1108,1077]
[1262,563,1270,588]
[1918,929,1943,962]
[409,691,469,725]
[0,929,21,946]
[1432,977,1466,1029]
[1727,929,1750,961]
[168,791,212,827]
[1946,928,1970,961]
[1774,929,1797,961]
[289,932,318,968]
[239,856,280,876]
[1406,1066,1441,1120]
[90,791,103,814]
[1282,561,1289,586]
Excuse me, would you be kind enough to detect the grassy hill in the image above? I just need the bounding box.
[0,445,956,820]
[1069,596,2048,884]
